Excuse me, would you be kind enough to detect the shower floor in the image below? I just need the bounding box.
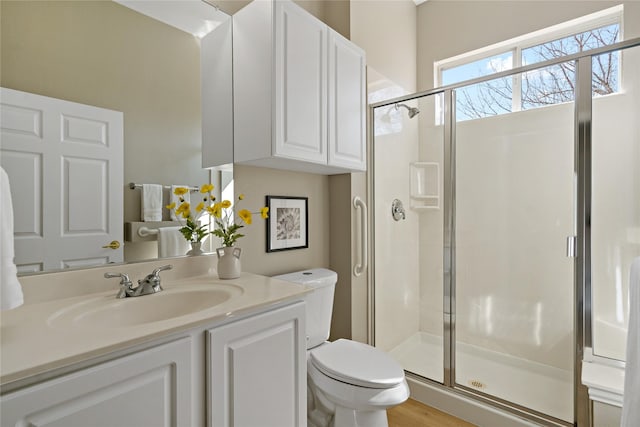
[389,332,573,423]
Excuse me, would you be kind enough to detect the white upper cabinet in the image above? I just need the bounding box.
[274,1,327,165]
[233,0,366,174]
[201,17,234,168]
[328,30,367,171]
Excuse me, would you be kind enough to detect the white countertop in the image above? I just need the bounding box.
[0,258,309,388]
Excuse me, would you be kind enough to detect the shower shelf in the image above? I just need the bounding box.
[410,162,440,210]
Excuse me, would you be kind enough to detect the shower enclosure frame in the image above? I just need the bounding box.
[368,37,640,427]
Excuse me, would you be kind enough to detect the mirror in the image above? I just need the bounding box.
[0,0,232,274]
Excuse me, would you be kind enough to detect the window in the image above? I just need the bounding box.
[436,6,622,122]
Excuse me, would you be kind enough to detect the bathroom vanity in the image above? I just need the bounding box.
[0,256,309,426]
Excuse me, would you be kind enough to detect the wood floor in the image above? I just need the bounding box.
[388,398,477,427]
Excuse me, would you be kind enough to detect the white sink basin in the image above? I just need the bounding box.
[47,284,243,329]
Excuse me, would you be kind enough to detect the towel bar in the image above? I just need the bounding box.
[124,221,181,242]
[128,182,199,192]
[138,226,160,237]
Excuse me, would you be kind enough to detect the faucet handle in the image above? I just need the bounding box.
[134,264,172,296]
[104,272,132,283]
[151,264,173,277]
[104,272,134,298]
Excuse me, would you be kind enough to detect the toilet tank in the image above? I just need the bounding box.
[273,268,337,349]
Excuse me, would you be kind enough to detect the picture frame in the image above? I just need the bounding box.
[265,196,308,252]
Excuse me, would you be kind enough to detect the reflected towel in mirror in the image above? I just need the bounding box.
[141,184,163,221]
[158,226,190,258]
[1,167,24,310]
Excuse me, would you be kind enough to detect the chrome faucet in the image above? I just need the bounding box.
[134,265,172,297]
[104,272,135,299]
[104,265,172,299]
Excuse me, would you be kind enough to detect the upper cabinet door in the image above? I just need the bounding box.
[274,0,327,164]
[327,31,366,171]
[232,0,366,174]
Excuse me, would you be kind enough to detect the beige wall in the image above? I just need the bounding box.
[351,0,417,93]
[417,1,640,91]
[233,165,330,276]
[1,0,208,262]
[328,174,354,340]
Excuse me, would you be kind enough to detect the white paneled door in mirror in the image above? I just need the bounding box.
[0,88,123,273]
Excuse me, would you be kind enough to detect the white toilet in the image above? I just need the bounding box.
[274,269,409,427]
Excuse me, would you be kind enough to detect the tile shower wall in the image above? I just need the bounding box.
[374,108,421,352]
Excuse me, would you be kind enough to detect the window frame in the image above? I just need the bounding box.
[434,5,623,114]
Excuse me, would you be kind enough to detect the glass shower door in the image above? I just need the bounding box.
[373,92,445,384]
[452,66,575,423]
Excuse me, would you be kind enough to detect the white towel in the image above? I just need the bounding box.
[622,256,640,426]
[1,167,24,310]
[170,185,191,221]
[157,226,190,258]
[141,184,163,221]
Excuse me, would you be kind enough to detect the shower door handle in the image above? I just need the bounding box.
[566,235,577,258]
[353,196,368,277]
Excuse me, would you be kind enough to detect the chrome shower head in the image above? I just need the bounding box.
[395,103,420,119]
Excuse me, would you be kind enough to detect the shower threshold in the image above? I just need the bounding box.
[389,332,573,423]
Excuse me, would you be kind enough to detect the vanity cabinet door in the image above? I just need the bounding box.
[207,302,306,427]
[1,337,192,427]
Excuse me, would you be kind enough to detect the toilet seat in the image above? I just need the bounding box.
[308,360,410,412]
[310,339,405,389]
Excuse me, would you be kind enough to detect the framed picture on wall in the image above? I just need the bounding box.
[265,196,308,252]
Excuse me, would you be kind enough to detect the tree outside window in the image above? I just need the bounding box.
[442,24,620,122]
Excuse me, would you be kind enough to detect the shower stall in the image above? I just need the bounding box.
[370,39,640,426]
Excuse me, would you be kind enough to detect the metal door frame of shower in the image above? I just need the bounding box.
[367,37,640,427]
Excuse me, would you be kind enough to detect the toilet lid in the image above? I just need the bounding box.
[309,339,405,389]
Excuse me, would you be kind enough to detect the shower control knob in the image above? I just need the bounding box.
[391,199,406,221]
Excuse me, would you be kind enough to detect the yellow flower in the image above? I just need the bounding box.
[166,202,176,210]
[221,200,232,208]
[260,207,269,219]
[238,194,245,200]
[210,202,222,218]
[195,202,205,212]
[200,183,214,194]
[238,209,252,225]
[176,202,190,216]
[173,187,189,196]
[205,205,220,218]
